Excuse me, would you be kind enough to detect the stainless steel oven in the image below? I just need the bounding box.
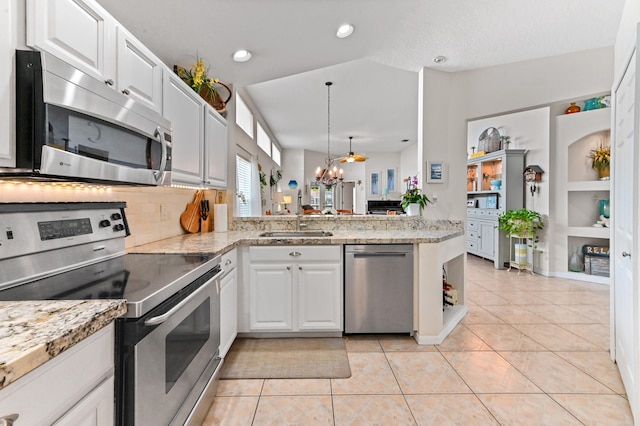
[0,202,223,425]
[119,261,223,425]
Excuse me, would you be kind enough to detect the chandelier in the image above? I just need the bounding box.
[315,81,344,187]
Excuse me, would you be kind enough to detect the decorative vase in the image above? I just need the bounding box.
[406,203,421,216]
[568,246,583,272]
[584,98,599,111]
[597,166,610,181]
[599,199,610,218]
[565,102,581,114]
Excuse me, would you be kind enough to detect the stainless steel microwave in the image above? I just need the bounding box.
[4,50,172,186]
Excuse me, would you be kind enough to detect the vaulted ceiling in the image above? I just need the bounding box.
[98,0,624,155]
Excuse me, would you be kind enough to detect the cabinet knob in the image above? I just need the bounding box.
[289,251,302,257]
[0,414,19,425]
[104,79,114,86]
[298,266,302,270]
[122,88,131,95]
[225,259,233,265]
[286,266,291,270]
[622,251,631,258]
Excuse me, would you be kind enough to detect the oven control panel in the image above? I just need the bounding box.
[0,202,129,261]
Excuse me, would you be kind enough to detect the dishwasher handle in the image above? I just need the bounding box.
[352,252,409,258]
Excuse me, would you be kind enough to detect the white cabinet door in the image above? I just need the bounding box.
[204,106,228,188]
[249,264,293,331]
[477,221,496,259]
[53,376,114,426]
[163,68,205,185]
[297,263,342,331]
[220,268,238,357]
[0,325,114,426]
[116,26,163,113]
[27,0,116,85]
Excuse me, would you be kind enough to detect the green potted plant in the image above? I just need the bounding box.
[497,208,544,249]
[401,176,431,215]
[499,135,511,149]
[270,169,282,187]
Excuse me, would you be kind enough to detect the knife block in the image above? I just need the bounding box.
[200,216,212,233]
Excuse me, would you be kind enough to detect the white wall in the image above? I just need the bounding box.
[419,68,465,220]
[420,47,613,274]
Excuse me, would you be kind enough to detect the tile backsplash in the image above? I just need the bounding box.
[0,184,229,248]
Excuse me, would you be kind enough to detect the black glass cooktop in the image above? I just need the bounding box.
[0,253,218,317]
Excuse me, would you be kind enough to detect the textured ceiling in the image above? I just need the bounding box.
[98,0,624,155]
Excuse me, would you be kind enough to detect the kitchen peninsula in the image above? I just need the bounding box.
[132,215,467,344]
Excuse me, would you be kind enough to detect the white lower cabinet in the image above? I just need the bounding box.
[249,263,293,330]
[53,376,114,426]
[220,249,238,357]
[297,263,341,330]
[467,212,498,262]
[247,246,342,333]
[477,220,496,259]
[0,324,115,426]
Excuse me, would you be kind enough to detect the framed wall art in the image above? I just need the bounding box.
[427,161,445,183]
[370,171,380,195]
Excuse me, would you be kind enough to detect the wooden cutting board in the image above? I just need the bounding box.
[180,190,203,233]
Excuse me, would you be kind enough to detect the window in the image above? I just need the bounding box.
[235,94,253,138]
[272,143,281,166]
[256,122,271,155]
[236,154,252,217]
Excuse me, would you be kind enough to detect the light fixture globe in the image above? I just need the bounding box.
[339,136,368,163]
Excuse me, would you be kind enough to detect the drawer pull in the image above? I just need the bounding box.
[289,251,302,257]
[225,259,233,265]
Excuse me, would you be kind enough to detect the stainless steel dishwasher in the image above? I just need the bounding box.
[344,244,413,334]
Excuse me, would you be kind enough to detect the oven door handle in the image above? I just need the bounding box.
[144,268,224,327]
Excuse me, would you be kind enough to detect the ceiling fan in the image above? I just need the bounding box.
[339,136,368,163]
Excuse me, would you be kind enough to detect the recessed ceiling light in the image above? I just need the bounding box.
[336,24,354,39]
[433,56,447,64]
[233,50,252,62]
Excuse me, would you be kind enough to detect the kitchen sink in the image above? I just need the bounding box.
[258,231,334,238]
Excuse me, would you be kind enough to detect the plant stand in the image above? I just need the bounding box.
[508,235,534,275]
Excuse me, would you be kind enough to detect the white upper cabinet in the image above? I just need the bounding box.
[116,26,163,113]
[27,0,164,114]
[27,0,116,85]
[204,106,228,188]
[163,67,205,186]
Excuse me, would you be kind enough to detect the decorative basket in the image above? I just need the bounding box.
[478,127,501,153]
[173,64,232,116]
[199,81,232,116]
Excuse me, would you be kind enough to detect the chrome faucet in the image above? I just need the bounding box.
[295,189,307,231]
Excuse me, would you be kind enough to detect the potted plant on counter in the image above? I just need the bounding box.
[497,208,544,249]
[401,176,431,216]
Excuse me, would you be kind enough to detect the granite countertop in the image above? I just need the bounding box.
[0,300,126,391]
[129,228,465,255]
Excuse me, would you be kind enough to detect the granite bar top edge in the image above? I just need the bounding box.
[0,300,126,391]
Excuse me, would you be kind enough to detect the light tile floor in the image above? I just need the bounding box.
[203,255,633,425]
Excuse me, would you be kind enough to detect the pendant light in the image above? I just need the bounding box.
[315,81,343,187]
[339,136,368,163]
